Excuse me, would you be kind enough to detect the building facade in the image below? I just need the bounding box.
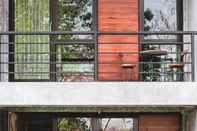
[0,0,197,131]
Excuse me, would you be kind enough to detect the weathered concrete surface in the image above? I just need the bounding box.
[0,82,197,106]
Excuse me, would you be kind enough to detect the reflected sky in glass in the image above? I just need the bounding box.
[144,0,177,39]
[144,0,176,31]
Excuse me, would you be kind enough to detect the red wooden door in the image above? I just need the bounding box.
[98,0,139,80]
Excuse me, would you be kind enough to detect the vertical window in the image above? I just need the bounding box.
[14,0,50,80]
[53,0,94,81]
[141,0,183,81]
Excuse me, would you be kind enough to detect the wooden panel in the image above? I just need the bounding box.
[139,114,180,131]
[8,112,17,131]
[98,0,139,80]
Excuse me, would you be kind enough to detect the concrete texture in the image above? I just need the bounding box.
[0,82,197,106]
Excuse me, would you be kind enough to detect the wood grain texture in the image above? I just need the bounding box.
[98,0,139,80]
[139,114,180,131]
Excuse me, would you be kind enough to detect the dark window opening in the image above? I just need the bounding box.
[15,113,137,131]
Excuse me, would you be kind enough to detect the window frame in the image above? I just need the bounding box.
[50,0,97,81]
[9,0,97,82]
[139,0,184,81]
[140,0,183,40]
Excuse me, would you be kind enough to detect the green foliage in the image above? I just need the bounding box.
[58,118,90,131]
[58,0,92,32]
[144,8,154,31]
[15,0,50,79]
[14,0,93,80]
[61,45,94,60]
[57,0,94,61]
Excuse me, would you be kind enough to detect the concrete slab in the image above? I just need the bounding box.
[0,82,197,106]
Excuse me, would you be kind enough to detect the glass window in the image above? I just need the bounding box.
[57,117,135,131]
[56,0,93,40]
[58,0,93,32]
[54,0,94,81]
[56,44,94,82]
[101,118,134,131]
[12,0,94,81]
[14,0,50,80]
[144,0,177,39]
[141,0,183,81]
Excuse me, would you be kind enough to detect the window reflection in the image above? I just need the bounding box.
[14,0,50,80]
[55,0,94,82]
[101,118,133,131]
[56,44,94,82]
[58,0,93,32]
[57,118,135,131]
[144,0,177,39]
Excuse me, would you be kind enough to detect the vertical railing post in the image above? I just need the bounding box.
[0,34,1,81]
[93,0,98,81]
[191,34,195,81]
[94,33,98,81]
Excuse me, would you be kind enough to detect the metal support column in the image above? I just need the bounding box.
[191,34,195,81]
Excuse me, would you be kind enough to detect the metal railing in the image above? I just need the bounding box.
[0,31,195,82]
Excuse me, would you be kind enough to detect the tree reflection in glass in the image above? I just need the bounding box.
[144,0,177,39]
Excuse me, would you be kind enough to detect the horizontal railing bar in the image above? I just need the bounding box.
[98,31,197,35]
[99,52,192,54]
[0,62,94,64]
[0,52,192,55]
[0,31,95,35]
[0,31,193,82]
[98,62,192,64]
[0,62,192,64]
[0,52,95,55]
[0,59,190,63]
[0,42,95,45]
[6,52,190,54]
[0,72,93,74]
[139,72,192,74]
[0,42,191,45]
[0,72,191,75]
[0,31,197,35]
[99,72,192,74]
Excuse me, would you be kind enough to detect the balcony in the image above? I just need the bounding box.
[0,31,195,82]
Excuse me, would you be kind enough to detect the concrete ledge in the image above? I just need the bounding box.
[0,82,197,106]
